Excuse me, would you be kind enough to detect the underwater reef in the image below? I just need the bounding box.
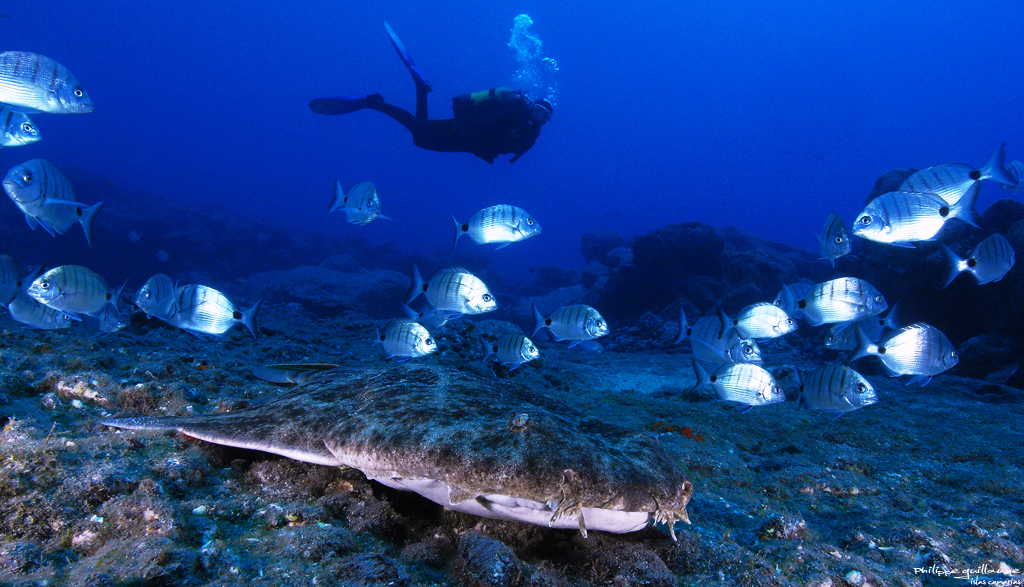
[1,169,1023,586]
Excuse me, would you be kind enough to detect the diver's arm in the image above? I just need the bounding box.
[508,124,540,163]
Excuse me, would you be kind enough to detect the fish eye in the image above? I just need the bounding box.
[426,338,435,345]
[859,215,871,225]
[73,88,84,98]
[826,335,836,343]
[527,218,534,225]
[743,347,753,355]
[22,171,32,182]
[834,235,843,244]
[38,280,50,290]
[20,122,33,132]
[874,295,883,303]
[950,350,958,358]
[786,318,795,325]
[482,294,493,302]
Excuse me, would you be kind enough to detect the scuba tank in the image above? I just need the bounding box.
[452,87,523,116]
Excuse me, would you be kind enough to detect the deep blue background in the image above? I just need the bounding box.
[2,0,1022,282]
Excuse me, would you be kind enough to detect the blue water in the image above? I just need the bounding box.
[3,0,1023,280]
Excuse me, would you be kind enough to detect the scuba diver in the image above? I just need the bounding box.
[309,22,553,164]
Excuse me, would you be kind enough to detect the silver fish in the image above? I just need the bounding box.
[0,105,40,147]
[852,322,958,385]
[723,303,796,340]
[851,188,980,246]
[0,51,93,114]
[407,266,497,316]
[165,284,260,338]
[1000,160,1023,193]
[823,326,857,351]
[27,265,121,317]
[774,282,815,316]
[692,360,785,409]
[134,274,176,320]
[941,233,1015,287]
[817,211,852,267]
[478,333,540,370]
[793,277,887,327]
[901,143,1016,205]
[402,302,450,335]
[6,292,74,329]
[328,181,388,225]
[82,304,129,334]
[532,303,609,346]
[251,363,340,385]
[798,365,877,414]
[453,205,541,248]
[825,302,900,350]
[676,307,762,366]
[3,159,104,246]
[376,319,436,361]
[0,254,25,305]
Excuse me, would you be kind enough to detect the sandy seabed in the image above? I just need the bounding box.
[1,301,1022,587]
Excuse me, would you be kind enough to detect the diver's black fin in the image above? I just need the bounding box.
[384,21,432,92]
[309,96,369,115]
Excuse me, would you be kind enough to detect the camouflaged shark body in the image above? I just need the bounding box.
[102,365,693,538]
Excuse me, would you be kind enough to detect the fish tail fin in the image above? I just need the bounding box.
[940,244,965,288]
[240,299,261,339]
[673,302,688,344]
[716,307,733,339]
[371,320,382,348]
[531,302,545,337]
[477,334,493,363]
[850,325,875,362]
[690,358,709,393]
[112,280,127,313]
[328,181,345,213]
[794,369,806,409]
[815,234,833,267]
[401,303,419,320]
[983,142,1017,185]
[406,264,423,304]
[952,182,982,228]
[779,284,799,319]
[882,301,900,330]
[452,215,462,248]
[78,201,104,247]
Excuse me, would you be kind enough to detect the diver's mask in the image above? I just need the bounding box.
[531,99,553,124]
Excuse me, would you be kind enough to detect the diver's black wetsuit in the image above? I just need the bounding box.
[365,89,542,164]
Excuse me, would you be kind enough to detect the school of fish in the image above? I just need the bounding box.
[0,50,1017,427]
